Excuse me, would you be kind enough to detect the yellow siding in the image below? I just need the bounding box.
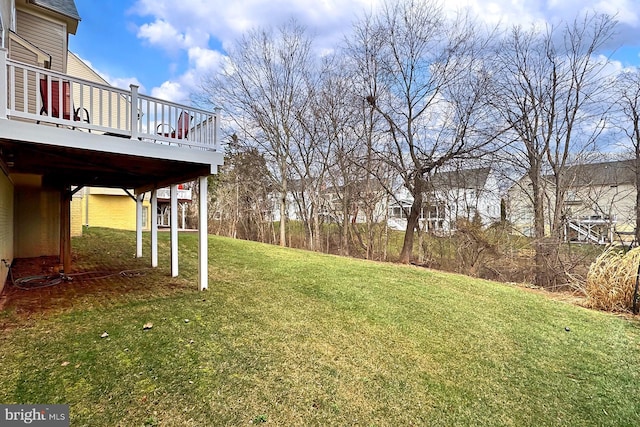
[14,186,60,258]
[66,52,132,131]
[0,171,14,294]
[82,192,150,231]
[568,184,637,232]
[70,195,83,237]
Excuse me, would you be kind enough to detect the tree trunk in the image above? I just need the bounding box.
[313,206,321,252]
[531,172,549,287]
[399,177,424,264]
[636,157,640,246]
[279,190,287,247]
[341,201,350,256]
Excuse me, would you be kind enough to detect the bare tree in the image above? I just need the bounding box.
[615,69,640,244]
[350,0,497,264]
[286,55,337,252]
[344,10,393,260]
[204,20,314,247]
[311,59,358,255]
[492,14,616,286]
[208,137,273,241]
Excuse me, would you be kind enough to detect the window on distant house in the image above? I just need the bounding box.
[142,206,149,228]
[389,206,404,218]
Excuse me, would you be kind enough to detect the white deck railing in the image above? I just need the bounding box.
[156,187,192,201]
[1,51,220,152]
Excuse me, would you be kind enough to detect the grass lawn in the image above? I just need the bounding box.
[1,227,639,426]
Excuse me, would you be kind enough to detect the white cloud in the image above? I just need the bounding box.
[138,20,186,50]
[448,0,640,28]
[108,76,145,92]
[151,80,184,103]
[593,0,639,25]
[188,47,225,72]
[129,0,640,106]
[149,47,225,104]
[131,0,383,53]
[137,19,210,54]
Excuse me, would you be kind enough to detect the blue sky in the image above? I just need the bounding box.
[68,0,640,105]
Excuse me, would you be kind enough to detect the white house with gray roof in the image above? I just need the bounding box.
[387,167,502,233]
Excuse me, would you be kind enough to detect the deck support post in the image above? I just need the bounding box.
[60,186,72,273]
[151,189,158,268]
[198,176,208,290]
[136,193,143,258]
[170,184,178,277]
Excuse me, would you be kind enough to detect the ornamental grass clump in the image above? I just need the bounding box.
[585,246,640,312]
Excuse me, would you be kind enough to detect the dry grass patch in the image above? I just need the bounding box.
[585,247,640,312]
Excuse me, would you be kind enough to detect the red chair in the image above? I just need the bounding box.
[157,110,191,139]
[39,78,90,125]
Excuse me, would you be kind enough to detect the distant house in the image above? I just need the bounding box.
[265,168,502,233]
[507,160,637,243]
[154,186,193,228]
[319,180,388,225]
[268,178,388,225]
[75,185,193,232]
[387,167,502,232]
[77,187,150,232]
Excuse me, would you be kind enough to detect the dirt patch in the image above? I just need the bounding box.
[0,256,61,312]
[0,255,189,323]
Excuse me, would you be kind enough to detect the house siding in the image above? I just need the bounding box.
[0,170,14,293]
[506,162,638,240]
[8,37,39,64]
[16,9,65,72]
[70,194,82,236]
[14,186,60,257]
[7,40,39,115]
[81,192,150,231]
[506,176,536,237]
[9,9,67,117]
[565,183,637,232]
[66,52,132,131]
